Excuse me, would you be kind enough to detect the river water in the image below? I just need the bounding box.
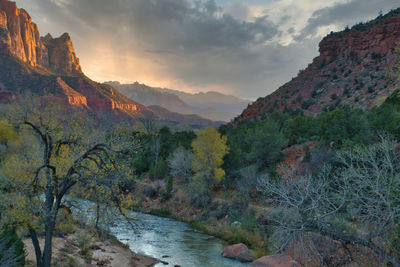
[72,199,250,267]
[108,212,250,267]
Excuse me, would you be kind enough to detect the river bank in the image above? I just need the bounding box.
[23,229,160,267]
[131,181,268,260]
[57,196,251,266]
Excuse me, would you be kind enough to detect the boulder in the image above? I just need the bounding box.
[251,254,299,267]
[221,243,253,262]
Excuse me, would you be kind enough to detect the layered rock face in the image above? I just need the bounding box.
[0,0,149,122]
[318,16,400,62]
[236,9,400,123]
[0,0,81,75]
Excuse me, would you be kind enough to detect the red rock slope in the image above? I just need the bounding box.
[0,0,148,121]
[235,8,400,122]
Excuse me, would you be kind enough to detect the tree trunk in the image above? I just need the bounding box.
[95,200,100,230]
[42,214,56,267]
[29,228,43,267]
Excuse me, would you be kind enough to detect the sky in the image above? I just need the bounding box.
[16,0,400,99]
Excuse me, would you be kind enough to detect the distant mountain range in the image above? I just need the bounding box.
[108,82,251,122]
[235,8,400,123]
[0,0,223,129]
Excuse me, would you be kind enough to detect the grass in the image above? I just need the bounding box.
[76,231,93,263]
[148,208,172,218]
[189,221,268,254]
[145,206,269,257]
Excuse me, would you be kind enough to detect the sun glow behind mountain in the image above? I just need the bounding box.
[16,0,400,99]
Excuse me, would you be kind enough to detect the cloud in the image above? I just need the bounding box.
[16,0,400,99]
[297,0,400,40]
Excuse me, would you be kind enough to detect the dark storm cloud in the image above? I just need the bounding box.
[28,0,278,51]
[297,0,400,40]
[16,0,400,99]
[18,0,286,98]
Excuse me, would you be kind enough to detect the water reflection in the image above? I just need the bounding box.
[71,198,250,267]
[109,213,250,267]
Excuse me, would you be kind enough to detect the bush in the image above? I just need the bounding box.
[189,221,266,250]
[0,228,25,267]
[142,185,158,198]
[76,231,93,263]
[161,175,173,201]
[149,209,172,218]
[189,189,212,209]
[301,99,315,110]
[149,158,169,180]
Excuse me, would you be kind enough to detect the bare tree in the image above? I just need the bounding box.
[168,146,193,183]
[258,135,400,266]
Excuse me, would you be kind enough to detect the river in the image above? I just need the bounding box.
[108,212,250,267]
[73,199,250,267]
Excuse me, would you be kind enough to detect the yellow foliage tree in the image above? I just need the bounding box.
[0,99,139,267]
[191,126,228,192]
[0,118,17,144]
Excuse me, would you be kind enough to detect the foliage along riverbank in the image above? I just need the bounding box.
[130,181,269,260]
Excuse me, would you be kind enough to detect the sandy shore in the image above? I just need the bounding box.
[24,233,159,267]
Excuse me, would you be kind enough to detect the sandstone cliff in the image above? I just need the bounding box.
[0,0,226,128]
[0,0,147,122]
[0,0,81,75]
[236,8,400,122]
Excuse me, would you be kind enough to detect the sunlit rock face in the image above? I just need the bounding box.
[0,0,81,75]
[41,33,82,75]
[111,102,138,111]
[0,0,146,121]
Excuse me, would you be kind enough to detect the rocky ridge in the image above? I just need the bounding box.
[236,8,400,122]
[109,81,247,122]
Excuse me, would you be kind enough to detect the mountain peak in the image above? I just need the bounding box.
[0,1,150,123]
[0,0,81,75]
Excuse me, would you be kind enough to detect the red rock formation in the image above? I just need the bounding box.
[0,0,81,75]
[0,90,16,103]
[111,102,138,111]
[42,33,81,75]
[0,0,43,65]
[235,9,400,123]
[67,95,87,106]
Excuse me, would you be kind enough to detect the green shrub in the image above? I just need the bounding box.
[301,99,315,110]
[149,209,172,218]
[0,228,25,267]
[149,158,168,180]
[189,221,267,250]
[142,185,158,198]
[76,231,93,263]
[161,175,173,201]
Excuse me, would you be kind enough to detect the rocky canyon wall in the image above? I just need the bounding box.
[0,0,81,75]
